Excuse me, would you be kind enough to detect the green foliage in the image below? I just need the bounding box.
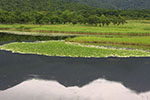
[1,41,150,58]
[87,15,99,25]
[0,0,149,25]
[73,0,150,9]
[0,0,150,12]
[0,0,150,26]
[99,14,110,26]
[117,15,126,25]
[0,20,149,34]
[0,0,91,12]
[0,9,128,26]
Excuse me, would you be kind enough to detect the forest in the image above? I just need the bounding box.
[0,9,150,26]
[0,0,150,10]
[0,0,150,26]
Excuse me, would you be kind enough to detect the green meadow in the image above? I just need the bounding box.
[0,20,150,35]
[66,36,150,50]
[66,36,150,45]
[0,20,150,58]
[0,41,150,58]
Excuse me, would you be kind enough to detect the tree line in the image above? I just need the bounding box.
[0,9,150,26]
[0,10,126,26]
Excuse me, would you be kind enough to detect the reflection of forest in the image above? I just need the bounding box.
[0,32,73,44]
[0,50,150,93]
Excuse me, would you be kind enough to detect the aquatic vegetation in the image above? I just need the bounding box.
[0,41,150,58]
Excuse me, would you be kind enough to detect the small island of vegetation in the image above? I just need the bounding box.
[1,41,150,58]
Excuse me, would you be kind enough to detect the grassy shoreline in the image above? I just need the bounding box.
[0,41,150,58]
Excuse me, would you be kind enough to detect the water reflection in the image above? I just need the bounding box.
[1,50,150,99]
[0,79,150,100]
[0,32,75,45]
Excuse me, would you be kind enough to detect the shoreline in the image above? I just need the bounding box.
[1,49,150,59]
[1,41,150,58]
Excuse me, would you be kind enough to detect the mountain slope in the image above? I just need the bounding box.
[72,0,150,9]
[0,0,149,12]
[0,0,91,11]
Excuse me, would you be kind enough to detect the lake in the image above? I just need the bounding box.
[0,50,150,100]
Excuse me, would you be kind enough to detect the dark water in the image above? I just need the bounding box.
[0,32,75,44]
[0,50,150,100]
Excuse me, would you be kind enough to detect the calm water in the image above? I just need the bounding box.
[0,50,150,100]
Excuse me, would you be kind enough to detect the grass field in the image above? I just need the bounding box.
[0,20,150,35]
[0,20,150,58]
[0,41,150,58]
[66,36,150,50]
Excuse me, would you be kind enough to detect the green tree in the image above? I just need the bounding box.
[50,15,62,24]
[61,10,73,24]
[111,16,118,25]
[99,14,108,26]
[118,15,126,25]
[87,15,99,25]
[39,16,50,24]
[76,15,86,24]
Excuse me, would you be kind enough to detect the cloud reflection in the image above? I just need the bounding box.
[0,79,150,100]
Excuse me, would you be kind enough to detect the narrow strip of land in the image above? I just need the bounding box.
[0,41,150,58]
[66,36,150,50]
[0,20,150,36]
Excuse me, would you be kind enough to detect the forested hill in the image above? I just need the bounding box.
[0,0,149,12]
[73,0,150,9]
[0,0,149,24]
[0,0,91,12]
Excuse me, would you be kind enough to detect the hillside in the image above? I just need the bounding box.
[0,0,149,12]
[73,0,150,9]
[0,0,91,11]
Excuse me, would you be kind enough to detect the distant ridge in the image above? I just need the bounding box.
[72,0,150,9]
[0,0,149,12]
[0,0,91,11]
